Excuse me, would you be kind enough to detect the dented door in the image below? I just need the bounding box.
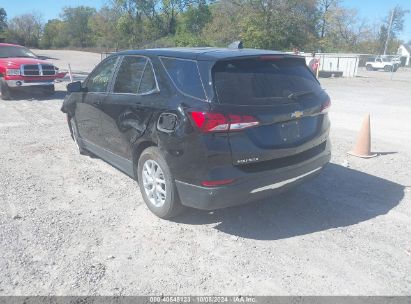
[100,55,161,160]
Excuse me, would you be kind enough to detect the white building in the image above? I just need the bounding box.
[398,44,411,66]
[301,52,360,77]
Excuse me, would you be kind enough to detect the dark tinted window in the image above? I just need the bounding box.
[138,61,157,94]
[212,58,321,105]
[160,57,206,100]
[114,56,147,94]
[87,56,118,93]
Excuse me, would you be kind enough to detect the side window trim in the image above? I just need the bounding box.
[137,60,149,93]
[84,56,120,94]
[159,56,208,102]
[108,55,125,93]
[109,55,160,96]
[138,59,159,95]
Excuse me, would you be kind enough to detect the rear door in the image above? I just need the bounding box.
[75,56,119,147]
[210,56,330,164]
[100,55,160,160]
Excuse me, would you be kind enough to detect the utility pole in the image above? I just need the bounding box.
[383,8,395,55]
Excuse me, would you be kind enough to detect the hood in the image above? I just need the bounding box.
[0,57,54,69]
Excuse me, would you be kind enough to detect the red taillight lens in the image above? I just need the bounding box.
[190,111,206,128]
[190,111,259,133]
[320,99,331,113]
[201,178,235,187]
[190,112,229,132]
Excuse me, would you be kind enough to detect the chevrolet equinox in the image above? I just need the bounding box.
[61,47,331,219]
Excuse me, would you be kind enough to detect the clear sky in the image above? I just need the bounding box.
[1,0,410,42]
[343,0,411,42]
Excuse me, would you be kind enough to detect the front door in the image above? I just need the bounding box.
[75,56,119,147]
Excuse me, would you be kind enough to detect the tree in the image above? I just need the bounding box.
[313,1,373,53]
[160,0,189,35]
[40,19,67,48]
[89,6,122,50]
[202,0,241,47]
[334,8,371,51]
[378,6,409,54]
[2,0,402,54]
[0,8,7,34]
[174,0,212,46]
[112,0,144,47]
[181,1,211,35]
[60,6,96,47]
[317,0,338,39]
[6,12,43,47]
[236,0,318,50]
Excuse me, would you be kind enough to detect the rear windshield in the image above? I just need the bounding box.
[212,58,321,105]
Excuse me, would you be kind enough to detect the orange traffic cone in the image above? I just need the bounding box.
[347,114,377,158]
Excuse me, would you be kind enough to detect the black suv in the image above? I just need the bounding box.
[62,47,331,219]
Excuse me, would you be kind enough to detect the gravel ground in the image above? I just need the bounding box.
[0,50,410,295]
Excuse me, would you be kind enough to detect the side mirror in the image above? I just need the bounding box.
[67,81,83,93]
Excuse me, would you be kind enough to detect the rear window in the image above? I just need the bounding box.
[212,58,321,105]
[160,57,206,100]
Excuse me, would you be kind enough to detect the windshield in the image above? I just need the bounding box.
[0,46,37,58]
[212,57,321,105]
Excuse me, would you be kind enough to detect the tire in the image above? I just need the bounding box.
[70,117,87,155]
[137,147,184,219]
[366,64,373,71]
[384,65,392,72]
[0,79,13,100]
[41,85,55,97]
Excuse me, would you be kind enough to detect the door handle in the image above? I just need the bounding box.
[92,100,102,106]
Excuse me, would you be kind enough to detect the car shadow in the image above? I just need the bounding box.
[36,55,60,61]
[375,151,398,156]
[174,163,404,240]
[10,90,68,101]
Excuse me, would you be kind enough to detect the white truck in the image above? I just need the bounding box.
[365,56,399,72]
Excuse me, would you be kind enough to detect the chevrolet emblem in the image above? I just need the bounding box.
[291,111,303,119]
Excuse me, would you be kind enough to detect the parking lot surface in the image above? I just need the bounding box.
[1,50,410,295]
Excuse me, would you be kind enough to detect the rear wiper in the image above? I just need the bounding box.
[288,91,315,100]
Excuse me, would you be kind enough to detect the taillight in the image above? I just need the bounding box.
[228,114,260,130]
[190,112,229,132]
[320,99,331,113]
[190,112,259,133]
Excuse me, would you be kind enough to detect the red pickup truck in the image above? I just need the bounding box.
[0,43,66,100]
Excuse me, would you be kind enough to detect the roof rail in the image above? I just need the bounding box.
[228,41,243,49]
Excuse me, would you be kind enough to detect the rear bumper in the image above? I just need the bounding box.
[175,141,331,210]
[6,79,54,87]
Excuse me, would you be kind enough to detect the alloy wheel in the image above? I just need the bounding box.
[142,159,167,207]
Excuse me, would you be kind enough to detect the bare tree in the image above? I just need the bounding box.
[379,5,409,54]
[318,0,338,39]
[7,12,43,47]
